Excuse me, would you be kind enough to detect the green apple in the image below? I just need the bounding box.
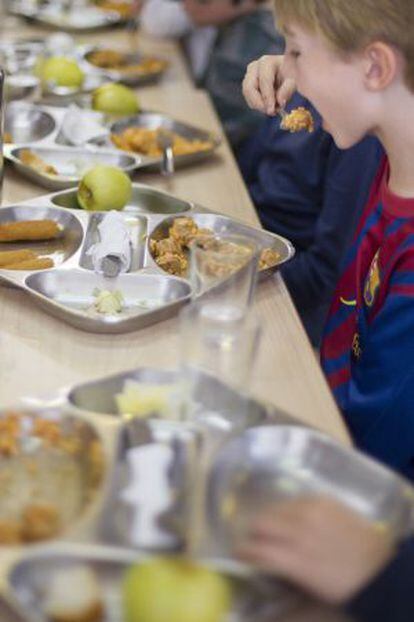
[40,56,84,88]
[92,82,139,115]
[77,165,132,211]
[122,557,232,622]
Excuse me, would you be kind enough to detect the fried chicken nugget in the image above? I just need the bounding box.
[0,220,61,242]
[4,257,54,271]
[0,249,37,267]
[281,107,314,133]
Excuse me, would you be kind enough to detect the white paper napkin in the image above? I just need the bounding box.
[87,211,132,274]
[121,444,176,548]
[60,104,108,146]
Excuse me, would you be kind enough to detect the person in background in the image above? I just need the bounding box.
[140,0,284,146]
[243,0,414,479]
[238,495,414,622]
[237,88,383,345]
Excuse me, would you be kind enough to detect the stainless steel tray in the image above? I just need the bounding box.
[94,111,222,170]
[78,44,169,87]
[0,184,294,333]
[4,144,140,191]
[0,366,413,620]
[4,102,222,183]
[9,2,124,32]
[6,543,300,622]
[0,406,110,548]
[39,71,112,106]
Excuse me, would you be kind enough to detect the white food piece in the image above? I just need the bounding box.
[43,565,103,620]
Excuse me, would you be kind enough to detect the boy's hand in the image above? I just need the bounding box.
[183,0,257,27]
[237,497,395,604]
[242,54,296,115]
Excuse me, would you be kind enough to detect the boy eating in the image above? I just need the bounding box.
[244,0,414,477]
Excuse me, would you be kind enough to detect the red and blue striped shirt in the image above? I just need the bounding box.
[321,158,414,478]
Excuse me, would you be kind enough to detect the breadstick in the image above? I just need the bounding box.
[0,249,37,267]
[0,220,61,242]
[4,257,54,271]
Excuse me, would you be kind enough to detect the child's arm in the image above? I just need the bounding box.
[140,0,193,38]
[280,135,384,326]
[237,497,395,605]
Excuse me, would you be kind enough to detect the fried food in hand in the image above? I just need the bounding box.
[281,107,314,133]
[0,249,37,267]
[111,127,213,157]
[19,149,58,177]
[4,257,54,271]
[0,219,61,242]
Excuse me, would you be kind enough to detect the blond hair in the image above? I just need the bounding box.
[273,0,414,91]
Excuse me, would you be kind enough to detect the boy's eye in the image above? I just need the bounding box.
[289,50,301,59]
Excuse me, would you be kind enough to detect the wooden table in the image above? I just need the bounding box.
[0,16,349,444]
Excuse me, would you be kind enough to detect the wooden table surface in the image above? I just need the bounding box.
[0,16,349,444]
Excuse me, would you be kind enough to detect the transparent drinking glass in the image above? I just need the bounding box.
[189,233,259,314]
[179,300,261,431]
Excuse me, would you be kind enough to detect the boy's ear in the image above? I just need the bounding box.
[363,42,399,91]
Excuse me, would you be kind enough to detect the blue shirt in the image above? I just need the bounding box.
[237,94,384,344]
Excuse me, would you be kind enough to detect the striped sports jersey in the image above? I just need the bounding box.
[321,158,414,478]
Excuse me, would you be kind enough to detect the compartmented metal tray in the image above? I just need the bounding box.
[4,102,222,185]
[6,543,299,622]
[0,367,309,620]
[9,2,124,32]
[95,111,222,171]
[78,44,169,87]
[1,364,414,622]
[4,144,139,191]
[39,71,112,106]
[0,405,109,549]
[4,102,144,189]
[0,183,294,333]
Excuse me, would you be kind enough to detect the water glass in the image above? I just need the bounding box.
[179,300,261,430]
[189,233,259,313]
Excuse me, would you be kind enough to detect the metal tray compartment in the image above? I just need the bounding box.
[51,184,193,213]
[0,205,84,276]
[5,145,139,191]
[67,368,267,427]
[0,408,106,547]
[205,425,414,562]
[80,45,169,87]
[24,269,192,333]
[5,103,56,144]
[7,544,299,622]
[98,112,222,170]
[39,71,112,106]
[148,213,295,275]
[79,212,146,271]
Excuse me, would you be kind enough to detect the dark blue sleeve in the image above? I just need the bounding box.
[281,135,384,313]
[237,95,383,344]
[347,537,414,622]
[340,247,414,478]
